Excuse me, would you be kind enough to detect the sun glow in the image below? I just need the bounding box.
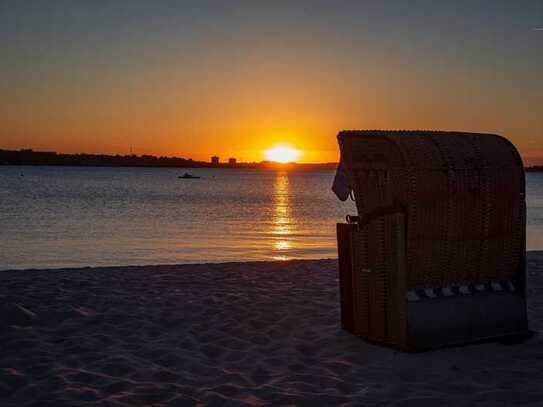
[264,145,302,163]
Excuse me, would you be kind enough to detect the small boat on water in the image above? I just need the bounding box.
[178,172,201,179]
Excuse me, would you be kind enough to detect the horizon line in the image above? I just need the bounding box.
[3,147,543,168]
[0,147,339,166]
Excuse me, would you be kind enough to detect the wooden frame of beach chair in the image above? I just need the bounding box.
[336,130,528,351]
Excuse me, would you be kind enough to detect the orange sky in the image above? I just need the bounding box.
[1,2,542,164]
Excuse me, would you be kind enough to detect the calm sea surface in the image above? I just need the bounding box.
[1,166,542,270]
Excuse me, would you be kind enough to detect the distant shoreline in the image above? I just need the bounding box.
[0,149,337,170]
[2,148,542,171]
[525,167,543,172]
[0,163,339,170]
[3,163,543,172]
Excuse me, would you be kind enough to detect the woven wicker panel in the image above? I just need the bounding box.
[429,132,482,169]
[340,132,405,171]
[383,213,407,347]
[478,134,524,167]
[336,223,357,333]
[338,215,409,347]
[351,228,370,336]
[394,134,447,169]
[351,169,390,221]
[481,165,524,281]
[337,130,525,289]
[408,169,449,287]
[366,217,388,341]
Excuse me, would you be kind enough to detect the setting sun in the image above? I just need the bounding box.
[264,145,302,163]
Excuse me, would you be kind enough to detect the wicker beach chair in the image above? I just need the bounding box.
[334,130,528,351]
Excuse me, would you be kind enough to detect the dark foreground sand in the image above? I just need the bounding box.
[1,253,543,407]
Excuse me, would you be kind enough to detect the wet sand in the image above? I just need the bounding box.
[1,253,543,406]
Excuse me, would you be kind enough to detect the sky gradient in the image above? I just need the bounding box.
[1,1,542,163]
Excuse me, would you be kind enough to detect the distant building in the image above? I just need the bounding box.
[228,158,237,165]
[211,156,219,165]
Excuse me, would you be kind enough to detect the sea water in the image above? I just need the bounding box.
[1,166,542,270]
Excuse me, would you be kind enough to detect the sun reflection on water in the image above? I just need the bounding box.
[272,171,295,260]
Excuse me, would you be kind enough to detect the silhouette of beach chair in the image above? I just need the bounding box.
[334,130,528,351]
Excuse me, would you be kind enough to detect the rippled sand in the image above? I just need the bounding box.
[1,254,543,406]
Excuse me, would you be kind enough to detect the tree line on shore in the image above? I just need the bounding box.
[0,149,337,170]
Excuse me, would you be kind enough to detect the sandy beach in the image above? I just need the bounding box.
[1,253,542,407]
